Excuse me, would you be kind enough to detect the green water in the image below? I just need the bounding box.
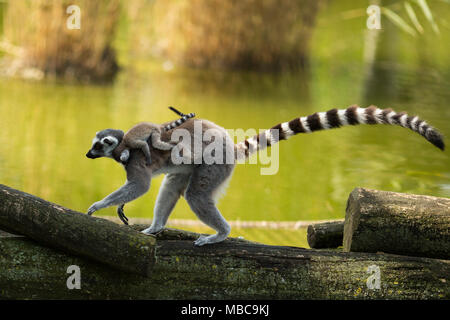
[0,1,449,246]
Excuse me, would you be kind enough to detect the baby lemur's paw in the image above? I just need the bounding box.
[120,149,130,164]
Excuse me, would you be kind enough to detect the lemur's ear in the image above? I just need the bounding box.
[103,138,114,145]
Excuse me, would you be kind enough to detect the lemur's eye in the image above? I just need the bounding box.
[93,142,102,150]
[103,138,113,145]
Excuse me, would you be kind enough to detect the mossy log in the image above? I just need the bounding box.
[1,228,449,299]
[344,188,450,259]
[0,184,449,299]
[0,184,155,277]
[307,220,344,249]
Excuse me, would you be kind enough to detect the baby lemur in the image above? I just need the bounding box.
[86,105,444,246]
[116,107,195,166]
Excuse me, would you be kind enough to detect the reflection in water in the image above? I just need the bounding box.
[0,1,449,247]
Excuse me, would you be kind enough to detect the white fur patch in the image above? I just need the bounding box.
[101,136,118,146]
[281,122,294,138]
[92,137,100,145]
[374,108,384,124]
[318,112,330,129]
[356,108,367,124]
[418,121,428,134]
[410,116,419,131]
[247,137,258,151]
[399,114,408,127]
[300,117,311,133]
[337,109,348,126]
[265,129,280,145]
[386,111,396,124]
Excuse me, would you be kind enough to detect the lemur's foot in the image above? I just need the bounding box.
[145,160,152,166]
[87,202,100,216]
[141,225,164,235]
[117,204,129,225]
[194,233,227,246]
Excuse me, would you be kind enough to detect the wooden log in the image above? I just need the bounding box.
[0,184,156,277]
[307,220,344,249]
[344,188,450,259]
[0,228,448,299]
[0,184,448,299]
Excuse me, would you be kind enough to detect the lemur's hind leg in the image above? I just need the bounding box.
[185,163,235,246]
[151,131,175,151]
[141,173,191,235]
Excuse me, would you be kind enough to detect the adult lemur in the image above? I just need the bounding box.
[86,105,444,246]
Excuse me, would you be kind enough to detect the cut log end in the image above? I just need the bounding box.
[307,220,344,249]
[344,188,450,260]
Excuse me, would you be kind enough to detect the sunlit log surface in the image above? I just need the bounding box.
[344,188,450,260]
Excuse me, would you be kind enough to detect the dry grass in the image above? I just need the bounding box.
[150,0,321,71]
[2,0,322,79]
[3,0,120,82]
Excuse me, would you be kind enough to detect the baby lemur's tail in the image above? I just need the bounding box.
[235,105,444,161]
[165,106,196,131]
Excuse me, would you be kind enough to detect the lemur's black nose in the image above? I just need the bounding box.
[86,151,95,159]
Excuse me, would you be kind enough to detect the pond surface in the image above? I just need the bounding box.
[0,1,449,246]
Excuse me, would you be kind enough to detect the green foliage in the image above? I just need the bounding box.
[382,6,418,36]
[382,0,442,36]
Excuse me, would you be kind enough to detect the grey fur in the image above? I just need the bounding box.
[86,106,445,246]
[86,119,235,246]
[116,123,175,166]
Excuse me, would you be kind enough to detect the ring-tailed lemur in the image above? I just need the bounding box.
[115,107,196,166]
[165,106,196,131]
[86,107,194,225]
[86,105,444,245]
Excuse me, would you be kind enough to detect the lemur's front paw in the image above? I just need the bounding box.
[87,202,100,216]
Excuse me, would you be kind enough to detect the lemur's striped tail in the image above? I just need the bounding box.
[165,106,196,131]
[235,105,444,161]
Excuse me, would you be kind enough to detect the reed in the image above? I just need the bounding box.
[3,0,120,82]
[150,0,321,72]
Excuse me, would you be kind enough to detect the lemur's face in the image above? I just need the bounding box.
[86,129,123,159]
